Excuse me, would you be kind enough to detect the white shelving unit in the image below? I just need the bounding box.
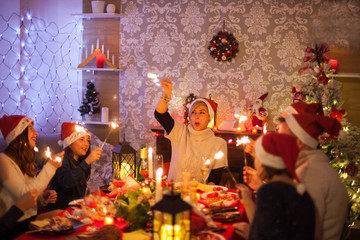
[71,13,122,19]
[81,120,123,126]
[72,67,124,73]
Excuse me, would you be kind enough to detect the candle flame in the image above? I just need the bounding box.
[214,151,224,159]
[148,147,153,155]
[263,123,267,134]
[236,136,250,146]
[147,73,160,86]
[45,146,52,159]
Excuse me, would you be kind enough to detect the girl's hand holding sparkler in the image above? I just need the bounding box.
[156,78,173,114]
[243,166,263,191]
[45,147,64,168]
[85,147,103,165]
[244,138,256,157]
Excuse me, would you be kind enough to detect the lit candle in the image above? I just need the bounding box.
[96,39,99,50]
[148,147,154,179]
[96,53,105,68]
[120,162,131,179]
[104,216,114,225]
[106,49,109,59]
[263,123,267,134]
[252,128,257,134]
[91,44,94,54]
[156,168,163,202]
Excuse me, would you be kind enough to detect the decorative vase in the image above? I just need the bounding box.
[91,1,105,13]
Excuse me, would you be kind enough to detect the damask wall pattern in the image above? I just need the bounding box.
[118,0,360,150]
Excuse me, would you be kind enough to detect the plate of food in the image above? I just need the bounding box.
[28,217,84,235]
[68,198,84,207]
[193,231,225,240]
[197,183,228,192]
[211,211,242,223]
[200,191,239,208]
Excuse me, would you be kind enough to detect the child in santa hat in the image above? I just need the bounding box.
[244,113,348,240]
[0,115,64,236]
[47,122,103,210]
[235,132,315,240]
[154,78,228,184]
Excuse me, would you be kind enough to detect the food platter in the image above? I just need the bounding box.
[28,217,84,235]
[199,191,239,208]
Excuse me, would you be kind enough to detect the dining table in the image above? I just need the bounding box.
[15,187,248,240]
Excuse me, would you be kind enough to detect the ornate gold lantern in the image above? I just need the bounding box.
[112,141,137,179]
[151,191,192,240]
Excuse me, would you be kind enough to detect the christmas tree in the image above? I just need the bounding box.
[295,43,360,226]
[78,81,101,117]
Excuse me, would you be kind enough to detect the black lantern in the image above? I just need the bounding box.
[112,141,137,179]
[151,191,192,240]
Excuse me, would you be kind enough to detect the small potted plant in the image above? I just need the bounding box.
[78,81,101,121]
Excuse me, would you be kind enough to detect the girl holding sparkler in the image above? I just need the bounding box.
[154,78,228,184]
[0,115,64,224]
[47,122,102,210]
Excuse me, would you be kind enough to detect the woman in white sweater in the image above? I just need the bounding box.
[0,115,63,221]
[154,79,228,183]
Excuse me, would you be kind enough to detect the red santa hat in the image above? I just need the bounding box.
[0,115,34,145]
[284,113,342,149]
[58,122,90,149]
[283,102,324,116]
[255,132,300,182]
[188,98,218,121]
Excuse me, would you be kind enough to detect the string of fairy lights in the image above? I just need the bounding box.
[0,10,83,134]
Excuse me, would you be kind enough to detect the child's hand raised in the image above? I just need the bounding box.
[85,147,103,165]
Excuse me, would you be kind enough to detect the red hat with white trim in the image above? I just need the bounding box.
[255,132,300,182]
[283,102,324,116]
[284,113,342,149]
[0,115,34,145]
[188,98,218,121]
[58,122,90,149]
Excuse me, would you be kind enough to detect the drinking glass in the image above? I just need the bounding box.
[154,154,164,177]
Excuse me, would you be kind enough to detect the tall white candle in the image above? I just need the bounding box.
[101,44,104,53]
[101,107,109,122]
[155,168,163,202]
[112,54,114,64]
[106,49,109,59]
[96,39,99,49]
[148,147,154,179]
[91,44,94,54]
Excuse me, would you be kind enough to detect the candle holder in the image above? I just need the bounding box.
[151,191,192,240]
[112,139,137,179]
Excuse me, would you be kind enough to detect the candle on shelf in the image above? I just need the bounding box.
[101,44,104,54]
[107,49,109,59]
[112,54,114,64]
[148,147,154,179]
[104,216,114,225]
[85,48,88,59]
[156,168,163,202]
[91,44,94,54]
[96,39,99,50]
[101,107,109,122]
[96,53,105,68]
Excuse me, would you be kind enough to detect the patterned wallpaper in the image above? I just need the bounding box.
[118,0,360,150]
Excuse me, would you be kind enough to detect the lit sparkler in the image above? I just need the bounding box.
[236,136,251,166]
[100,122,119,149]
[147,73,160,86]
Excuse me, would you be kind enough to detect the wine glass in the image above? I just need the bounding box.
[154,154,164,178]
[201,158,211,184]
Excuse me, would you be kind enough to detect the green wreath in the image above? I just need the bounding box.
[208,31,239,62]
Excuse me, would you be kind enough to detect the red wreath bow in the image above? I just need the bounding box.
[330,107,345,121]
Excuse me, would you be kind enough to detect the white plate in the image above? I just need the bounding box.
[211,185,228,192]
[68,198,84,206]
[194,231,225,240]
[200,191,239,207]
[201,191,237,199]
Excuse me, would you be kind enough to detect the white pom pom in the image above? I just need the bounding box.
[58,140,63,147]
[222,56,226,61]
[296,183,306,195]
